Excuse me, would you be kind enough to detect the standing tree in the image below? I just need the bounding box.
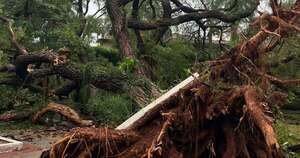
[105,0,259,75]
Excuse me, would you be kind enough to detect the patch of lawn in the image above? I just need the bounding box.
[0,121,43,132]
[276,110,300,158]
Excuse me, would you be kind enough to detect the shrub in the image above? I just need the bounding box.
[85,91,134,126]
[146,39,197,89]
[93,46,120,65]
[118,57,137,73]
[0,85,45,113]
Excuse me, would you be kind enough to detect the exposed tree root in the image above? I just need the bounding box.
[32,102,93,127]
[243,86,281,157]
[49,127,140,158]
[47,1,300,157]
[46,83,284,158]
[257,71,300,86]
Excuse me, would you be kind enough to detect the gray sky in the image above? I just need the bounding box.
[86,0,276,44]
[88,0,274,15]
[87,0,273,16]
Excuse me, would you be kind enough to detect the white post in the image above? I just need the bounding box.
[0,136,23,153]
[116,73,199,130]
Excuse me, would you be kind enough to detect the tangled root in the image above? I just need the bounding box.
[49,127,140,158]
[48,83,284,158]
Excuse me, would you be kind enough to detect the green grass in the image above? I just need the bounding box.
[275,110,300,157]
[288,124,300,142]
[0,121,43,132]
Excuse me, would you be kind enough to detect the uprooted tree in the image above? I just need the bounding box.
[0,0,299,157]
[45,0,300,157]
[0,0,260,123]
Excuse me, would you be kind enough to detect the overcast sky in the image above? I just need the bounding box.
[87,0,273,16]
[86,0,276,44]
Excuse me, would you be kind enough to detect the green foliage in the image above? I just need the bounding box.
[0,121,43,132]
[118,57,138,73]
[84,61,125,85]
[281,92,299,110]
[199,43,226,61]
[125,74,156,100]
[45,25,83,50]
[275,118,300,158]
[0,86,45,113]
[0,86,16,112]
[92,46,120,64]
[0,2,3,14]
[229,26,240,47]
[85,91,134,126]
[85,16,112,40]
[146,39,197,89]
[275,120,293,146]
[14,88,45,108]
[0,26,11,49]
[0,50,9,65]
[269,37,300,110]
[0,0,77,48]
[66,62,127,105]
[269,37,299,77]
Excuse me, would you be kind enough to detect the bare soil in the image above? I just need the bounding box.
[1,127,67,149]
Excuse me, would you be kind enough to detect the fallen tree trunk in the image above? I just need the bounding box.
[0,15,160,114]
[32,102,93,127]
[0,109,33,121]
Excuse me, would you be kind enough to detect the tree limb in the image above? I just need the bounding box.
[128,4,259,30]
[32,102,93,127]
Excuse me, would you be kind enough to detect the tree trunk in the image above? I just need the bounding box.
[106,0,135,58]
[106,0,161,104]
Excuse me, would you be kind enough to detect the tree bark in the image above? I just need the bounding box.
[106,0,135,58]
[32,102,93,127]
